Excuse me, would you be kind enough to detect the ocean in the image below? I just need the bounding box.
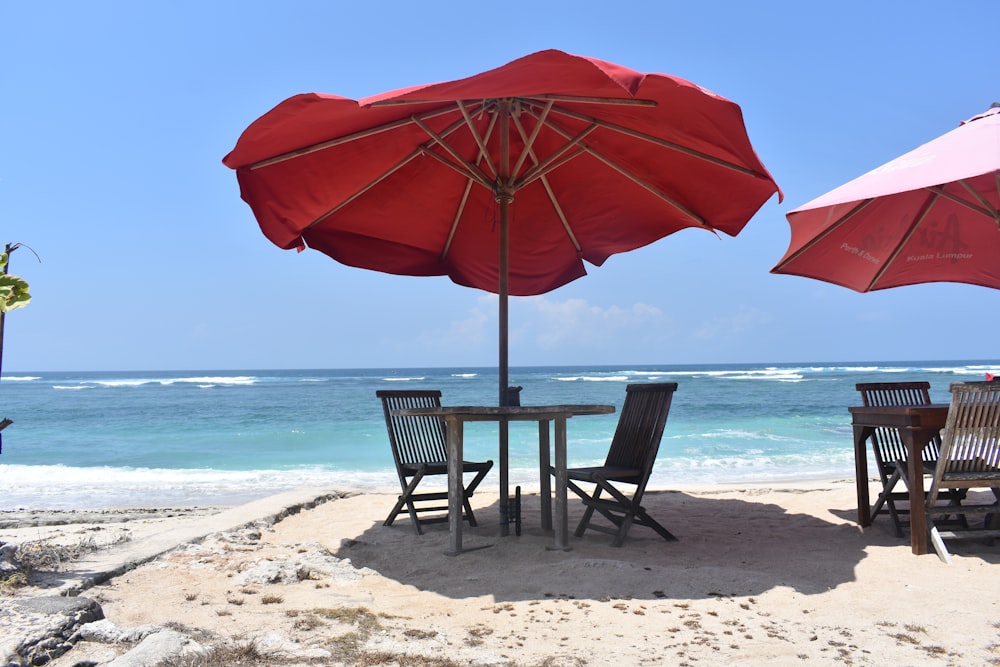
[1,361,996,510]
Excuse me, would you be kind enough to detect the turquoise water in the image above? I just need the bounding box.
[1,361,996,509]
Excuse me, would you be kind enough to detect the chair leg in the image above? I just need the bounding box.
[569,480,600,538]
[632,506,678,543]
[461,491,478,527]
[385,469,427,535]
[872,468,904,538]
[568,477,676,547]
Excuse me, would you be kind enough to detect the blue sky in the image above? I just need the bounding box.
[1,1,998,372]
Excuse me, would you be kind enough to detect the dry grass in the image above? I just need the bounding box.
[1,533,132,594]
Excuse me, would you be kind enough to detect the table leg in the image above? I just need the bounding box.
[499,420,509,536]
[538,420,552,532]
[904,429,930,555]
[853,424,873,527]
[445,415,464,556]
[552,417,570,551]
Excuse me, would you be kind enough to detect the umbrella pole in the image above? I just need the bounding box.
[498,100,512,535]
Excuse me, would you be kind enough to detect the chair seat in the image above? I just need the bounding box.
[566,466,643,483]
[402,461,494,475]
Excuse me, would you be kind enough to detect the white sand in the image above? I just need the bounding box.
[8,480,1000,666]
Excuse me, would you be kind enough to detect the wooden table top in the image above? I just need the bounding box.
[848,403,949,429]
[392,404,616,421]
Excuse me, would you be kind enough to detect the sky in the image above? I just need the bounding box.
[1,1,998,372]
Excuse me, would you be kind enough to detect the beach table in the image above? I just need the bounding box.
[391,404,615,555]
[848,403,949,555]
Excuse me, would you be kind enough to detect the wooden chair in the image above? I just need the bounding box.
[561,382,678,547]
[925,381,1000,563]
[376,389,493,534]
[856,382,943,536]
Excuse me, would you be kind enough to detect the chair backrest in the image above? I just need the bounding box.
[856,381,938,465]
[931,382,1000,494]
[605,383,678,478]
[376,389,448,468]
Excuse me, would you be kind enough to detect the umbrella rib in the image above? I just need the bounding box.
[771,199,877,272]
[524,107,710,228]
[442,179,474,261]
[513,124,598,189]
[248,105,466,170]
[594,149,711,228]
[413,116,495,190]
[865,191,939,291]
[442,113,500,262]
[305,151,423,230]
[305,113,486,231]
[541,103,766,179]
[510,113,581,252]
[510,99,554,180]
[935,180,1000,220]
[457,100,498,180]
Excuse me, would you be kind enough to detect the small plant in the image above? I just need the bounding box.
[0,571,27,595]
[292,615,323,631]
[154,639,280,666]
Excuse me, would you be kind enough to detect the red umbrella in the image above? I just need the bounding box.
[223,49,780,401]
[772,104,1000,292]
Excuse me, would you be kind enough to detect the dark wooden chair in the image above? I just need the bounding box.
[856,382,943,536]
[561,382,678,547]
[926,381,1000,563]
[376,389,493,534]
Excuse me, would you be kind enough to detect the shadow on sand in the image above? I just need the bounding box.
[333,489,913,603]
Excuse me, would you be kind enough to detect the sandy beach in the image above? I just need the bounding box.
[3,480,1000,666]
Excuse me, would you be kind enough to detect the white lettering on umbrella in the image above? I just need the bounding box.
[905,252,974,262]
[840,243,881,265]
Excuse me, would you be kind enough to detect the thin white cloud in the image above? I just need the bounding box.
[521,296,666,349]
[691,307,770,341]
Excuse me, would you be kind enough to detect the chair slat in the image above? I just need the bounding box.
[926,381,1000,562]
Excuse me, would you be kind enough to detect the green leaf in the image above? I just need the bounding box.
[0,273,31,313]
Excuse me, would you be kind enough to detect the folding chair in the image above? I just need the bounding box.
[376,389,493,534]
[926,381,1000,563]
[856,382,942,536]
[562,382,678,547]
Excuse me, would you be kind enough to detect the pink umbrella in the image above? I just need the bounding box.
[772,104,1000,292]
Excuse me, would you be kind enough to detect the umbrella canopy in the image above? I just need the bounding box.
[772,104,1000,292]
[223,49,781,401]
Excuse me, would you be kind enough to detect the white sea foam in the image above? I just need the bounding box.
[0,463,398,510]
[3,376,41,381]
[383,376,427,382]
[89,379,154,387]
[162,376,256,386]
[555,375,631,382]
